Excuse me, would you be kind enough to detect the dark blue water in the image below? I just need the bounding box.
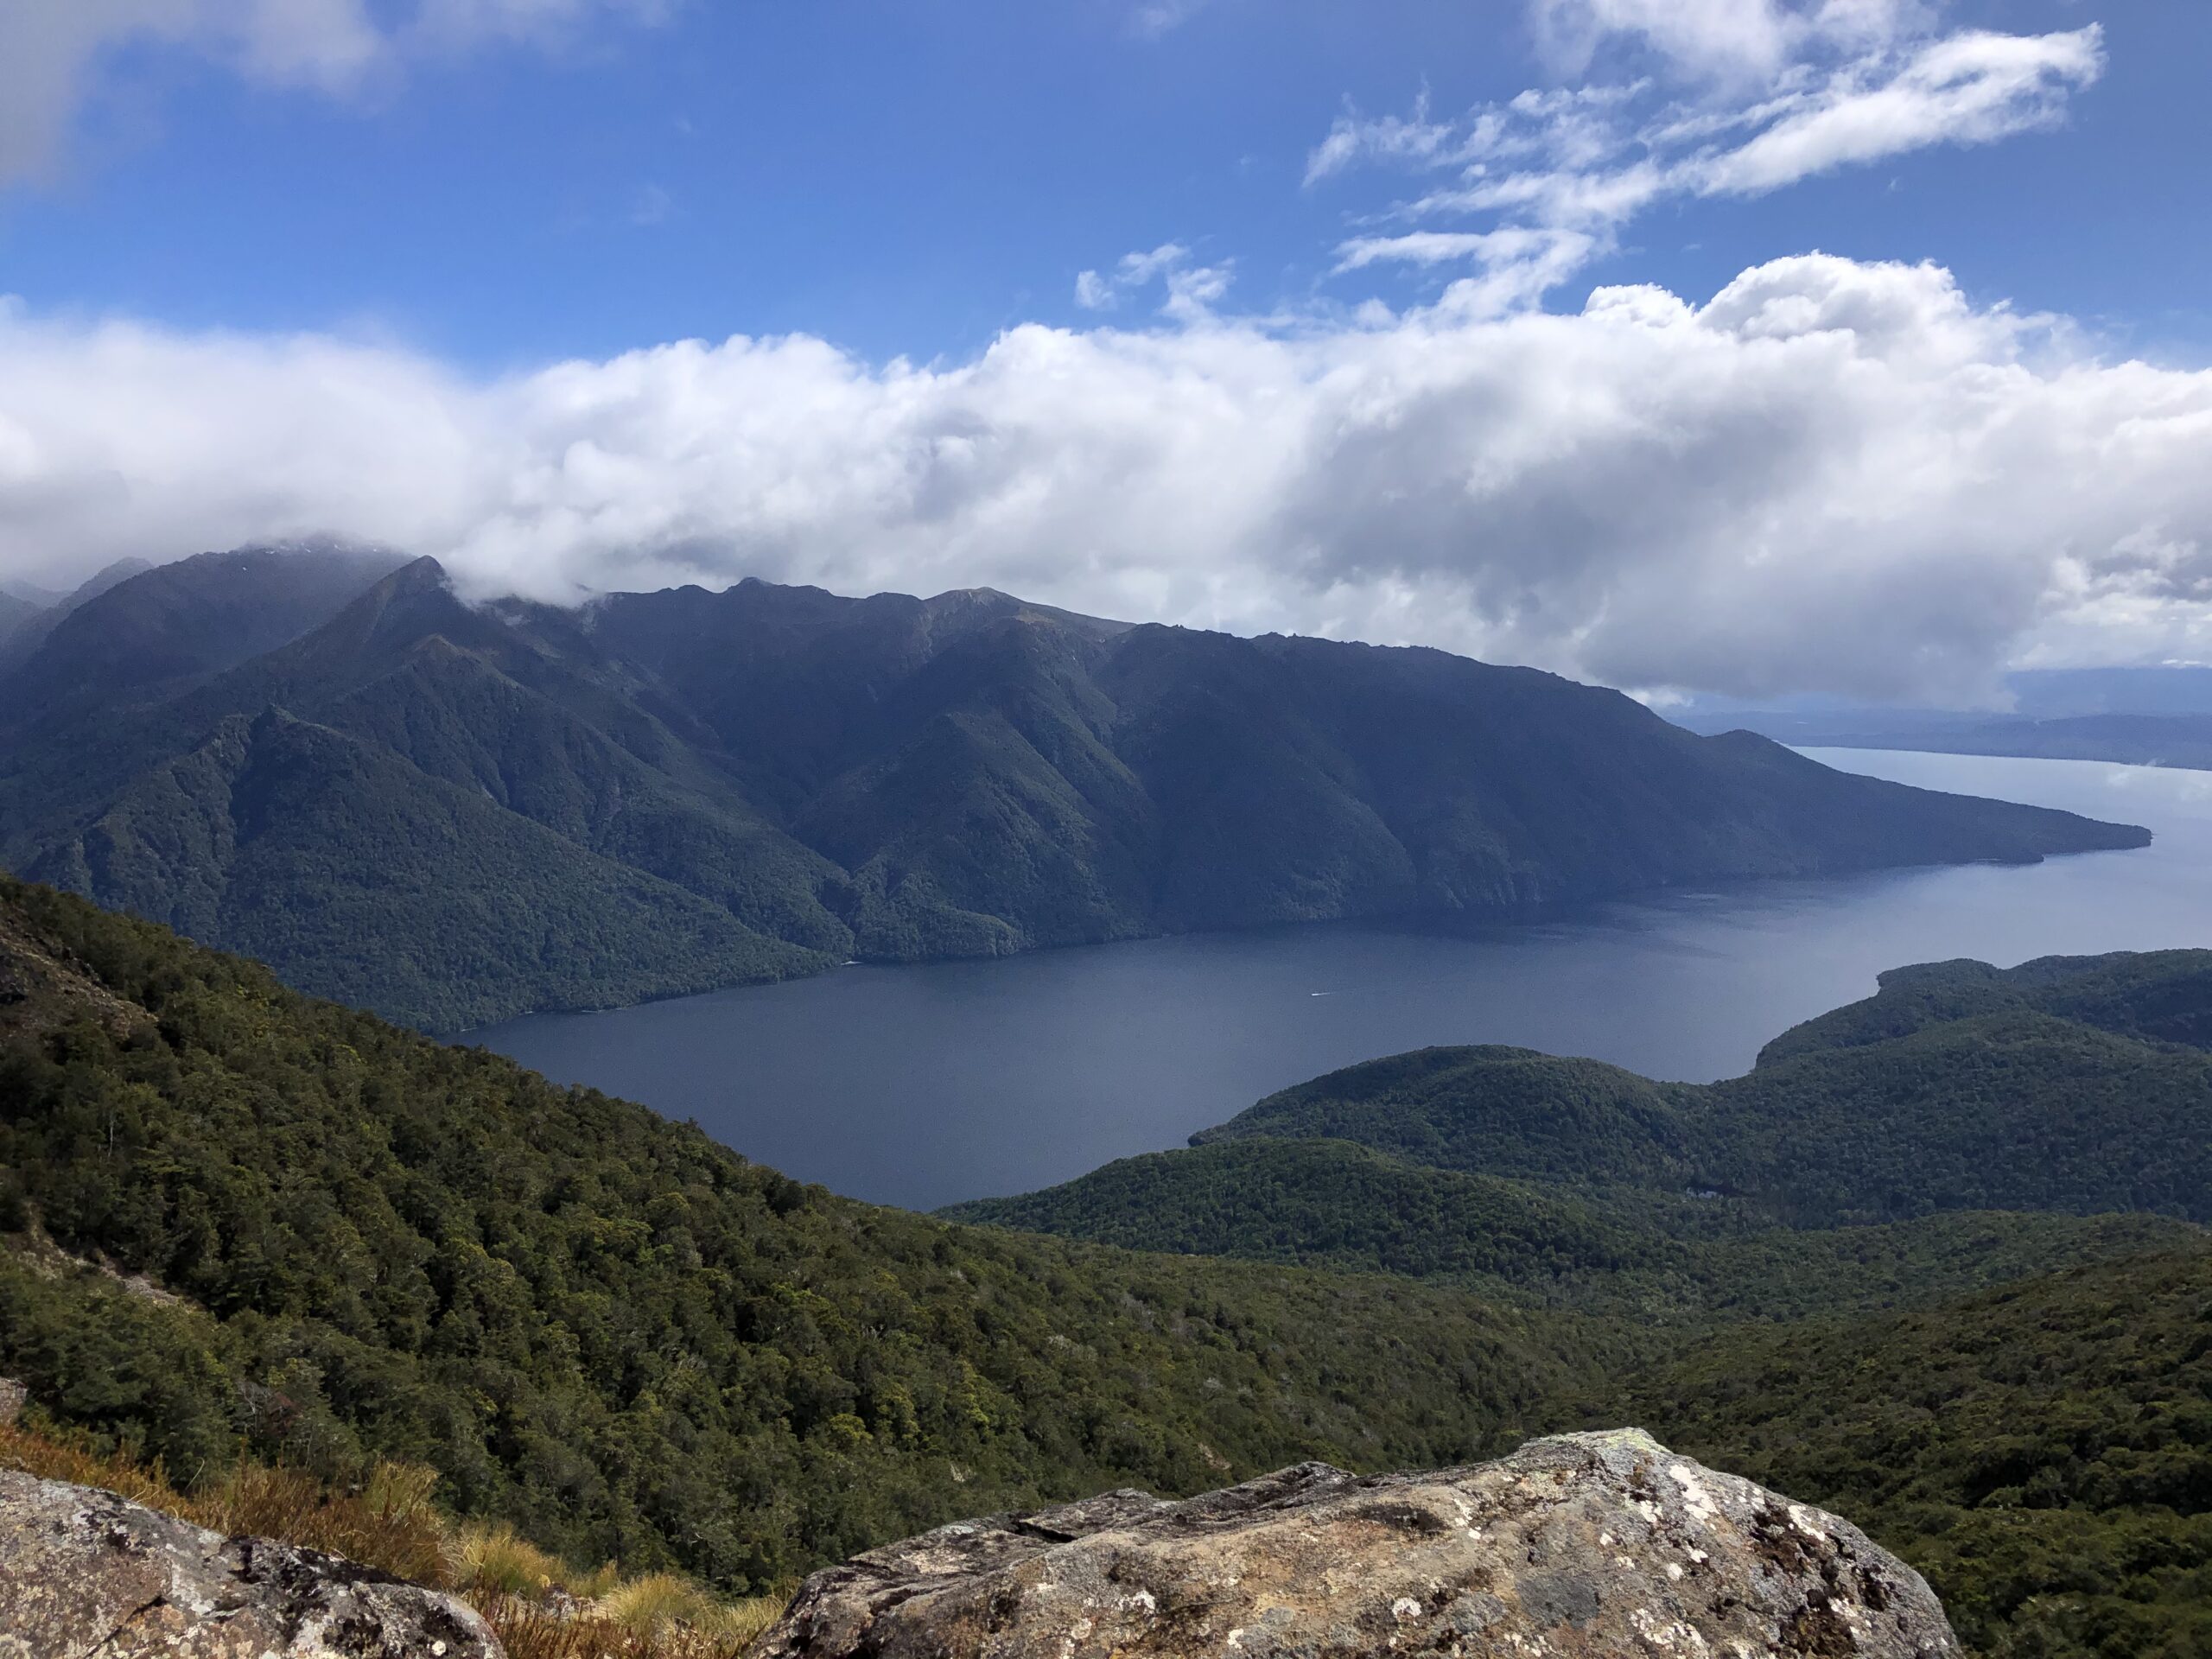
[475,751,2212,1210]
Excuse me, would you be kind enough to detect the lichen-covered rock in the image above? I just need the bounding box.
[758,1429,1959,1659]
[0,1468,501,1658]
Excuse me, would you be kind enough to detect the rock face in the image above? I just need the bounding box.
[758,1429,1960,1659]
[0,1469,501,1658]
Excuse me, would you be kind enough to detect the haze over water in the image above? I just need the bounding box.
[477,750,2212,1211]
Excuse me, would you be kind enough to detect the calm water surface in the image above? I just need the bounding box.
[476,751,2212,1210]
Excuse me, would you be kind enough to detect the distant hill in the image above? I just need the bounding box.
[944,1131,2196,1322]
[1673,663,2212,770]
[0,548,2151,1029]
[951,948,2212,1262]
[0,592,41,657]
[0,556,153,675]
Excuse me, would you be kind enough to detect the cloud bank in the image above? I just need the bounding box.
[3,251,2208,704]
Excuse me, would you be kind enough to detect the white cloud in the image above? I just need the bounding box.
[1307,12,2103,310]
[1130,0,1208,40]
[3,253,2209,703]
[1072,244,1232,318]
[1332,229,1597,320]
[1530,0,1923,79]
[0,0,665,181]
[1693,27,2103,194]
[1306,92,1462,185]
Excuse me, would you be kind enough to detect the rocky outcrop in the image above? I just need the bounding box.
[0,1469,501,1658]
[0,896,148,1042]
[759,1429,1959,1658]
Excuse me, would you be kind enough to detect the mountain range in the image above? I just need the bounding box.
[0,545,2151,1030]
[1671,666,2212,771]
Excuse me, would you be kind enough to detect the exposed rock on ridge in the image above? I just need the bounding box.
[0,1468,501,1658]
[759,1429,1960,1658]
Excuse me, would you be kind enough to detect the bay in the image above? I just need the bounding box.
[475,750,2212,1210]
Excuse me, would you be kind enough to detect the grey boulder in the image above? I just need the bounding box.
[0,1468,500,1658]
[758,1428,1960,1658]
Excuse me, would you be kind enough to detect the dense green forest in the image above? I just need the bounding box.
[1636,1249,2212,1659]
[1173,957,2212,1226]
[0,878,1593,1590]
[0,549,2148,1028]
[945,1135,2201,1322]
[3,880,2206,1656]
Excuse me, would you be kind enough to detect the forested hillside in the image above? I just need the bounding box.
[947,1135,2200,1321]
[0,878,1591,1590]
[3,885,2207,1655]
[1185,954,2212,1225]
[0,548,2149,1029]
[1639,1249,2212,1659]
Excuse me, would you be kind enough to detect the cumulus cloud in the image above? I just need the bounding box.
[0,0,665,180]
[3,253,2209,703]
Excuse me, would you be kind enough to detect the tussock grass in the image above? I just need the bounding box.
[454,1520,570,1597]
[0,1421,789,1658]
[0,1424,448,1586]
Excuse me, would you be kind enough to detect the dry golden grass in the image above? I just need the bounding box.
[0,1422,790,1658]
[206,1458,452,1587]
[479,1594,784,1659]
[0,1421,197,1515]
[0,1423,449,1585]
[454,1519,570,1596]
[594,1573,788,1649]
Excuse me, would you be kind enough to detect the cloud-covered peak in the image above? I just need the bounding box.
[3,249,2208,707]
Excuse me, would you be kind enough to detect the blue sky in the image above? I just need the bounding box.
[1,0,2209,704]
[6,0,2205,368]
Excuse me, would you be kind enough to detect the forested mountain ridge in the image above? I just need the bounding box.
[0,543,407,726]
[0,593,41,656]
[0,550,2151,1029]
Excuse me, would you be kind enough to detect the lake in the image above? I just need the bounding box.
[475,750,2212,1211]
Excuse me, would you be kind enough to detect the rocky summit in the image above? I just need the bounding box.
[0,1469,500,1659]
[758,1429,1961,1659]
